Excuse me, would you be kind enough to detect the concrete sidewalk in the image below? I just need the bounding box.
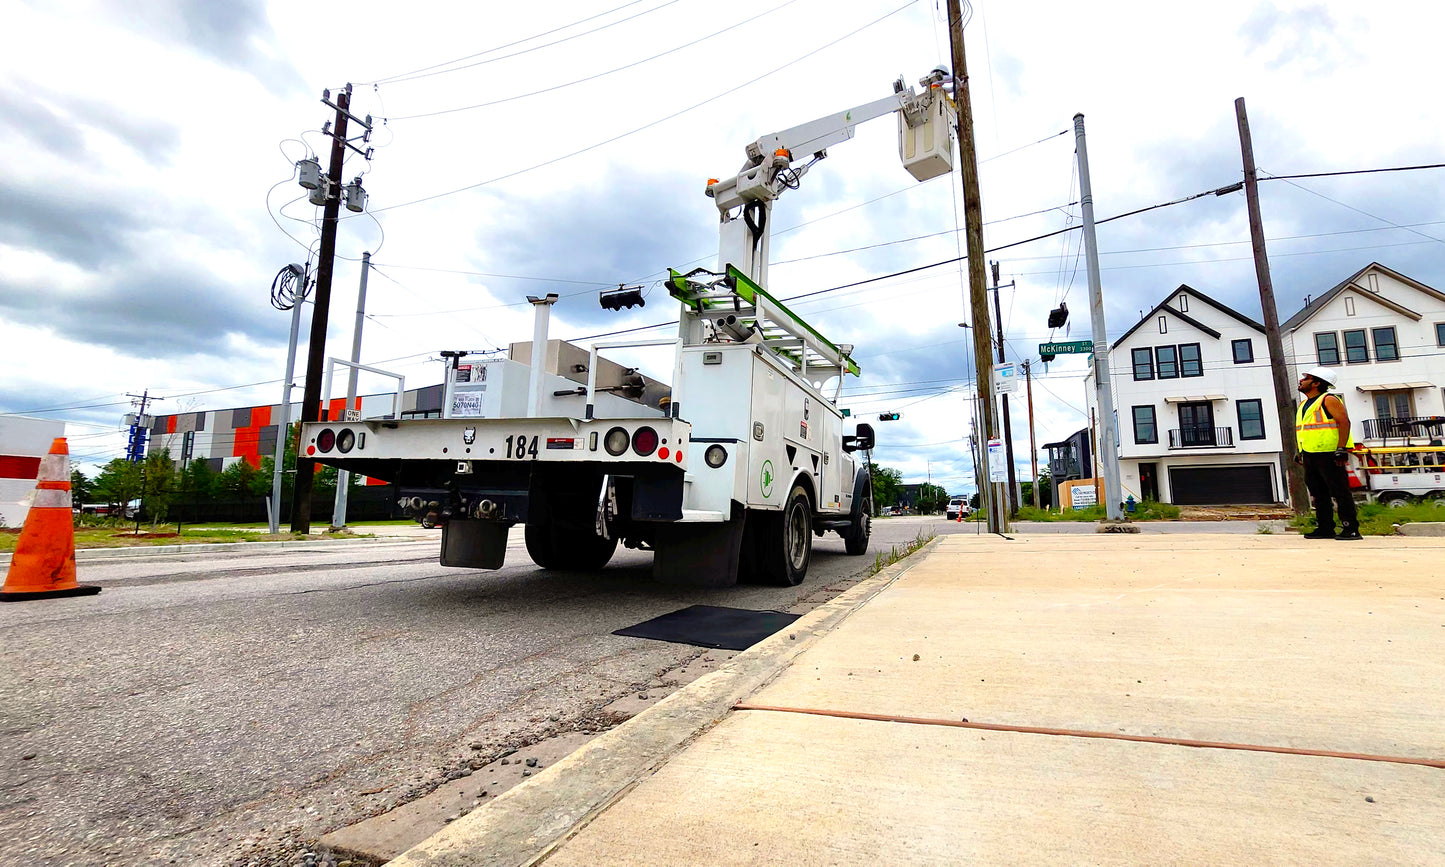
[388,533,1445,866]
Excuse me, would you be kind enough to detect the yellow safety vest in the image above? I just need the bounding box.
[1296,394,1353,452]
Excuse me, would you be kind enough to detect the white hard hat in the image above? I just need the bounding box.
[1303,366,1339,387]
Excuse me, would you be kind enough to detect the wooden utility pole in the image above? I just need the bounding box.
[291,86,352,533]
[946,0,1003,534]
[1236,97,1309,514]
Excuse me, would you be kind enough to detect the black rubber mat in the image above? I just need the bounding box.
[612,605,801,651]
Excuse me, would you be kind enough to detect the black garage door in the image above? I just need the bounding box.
[1168,465,1274,505]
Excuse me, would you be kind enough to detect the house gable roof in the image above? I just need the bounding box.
[1281,262,1444,332]
[1110,284,1263,350]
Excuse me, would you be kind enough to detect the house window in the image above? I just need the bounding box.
[1156,345,1179,379]
[1344,296,1356,316]
[1436,322,1445,347]
[1132,347,1154,380]
[1132,405,1158,444]
[1237,399,1266,440]
[1177,294,1189,312]
[1232,338,1254,364]
[1158,315,1168,334]
[1179,343,1203,377]
[1315,332,1340,365]
[1373,391,1413,420]
[1343,329,1368,363]
[1371,326,1398,361]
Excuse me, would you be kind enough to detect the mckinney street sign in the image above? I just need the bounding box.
[1039,340,1094,355]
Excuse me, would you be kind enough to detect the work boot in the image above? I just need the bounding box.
[1335,526,1363,540]
[1302,528,1335,539]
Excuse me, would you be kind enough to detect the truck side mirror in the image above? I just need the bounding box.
[844,423,875,452]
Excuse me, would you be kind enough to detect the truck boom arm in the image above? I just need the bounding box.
[706,70,955,290]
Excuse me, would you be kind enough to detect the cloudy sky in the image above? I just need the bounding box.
[2,0,1443,492]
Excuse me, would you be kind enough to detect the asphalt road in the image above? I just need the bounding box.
[0,516,982,867]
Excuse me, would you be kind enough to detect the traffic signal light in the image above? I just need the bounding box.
[878,412,900,421]
[1039,352,1056,363]
[600,284,645,310]
[1047,302,1069,328]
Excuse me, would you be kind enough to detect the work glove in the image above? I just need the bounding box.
[1333,448,1349,466]
[1292,451,1303,465]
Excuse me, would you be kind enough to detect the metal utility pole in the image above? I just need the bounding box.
[1236,97,1309,514]
[990,261,1018,516]
[292,86,353,534]
[331,251,371,529]
[947,0,1003,534]
[1073,113,1123,521]
[268,267,310,535]
[1022,359,1039,507]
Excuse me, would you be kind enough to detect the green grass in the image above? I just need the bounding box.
[0,517,376,553]
[866,530,934,577]
[1292,501,1445,536]
[1012,499,1180,522]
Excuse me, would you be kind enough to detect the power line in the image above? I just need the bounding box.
[385,0,803,121]
[1260,162,1445,182]
[361,0,673,86]
[368,2,917,214]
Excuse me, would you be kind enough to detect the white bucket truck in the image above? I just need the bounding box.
[300,70,956,586]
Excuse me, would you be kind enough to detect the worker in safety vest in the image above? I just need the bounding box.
[1294,366,1360,540]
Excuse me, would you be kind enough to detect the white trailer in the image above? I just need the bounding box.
[299,70,956,586]
[1347,445,1445,507]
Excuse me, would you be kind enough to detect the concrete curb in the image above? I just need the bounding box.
[0,535,423,568]
[384,538,944,867]
[1396,522,1445,537]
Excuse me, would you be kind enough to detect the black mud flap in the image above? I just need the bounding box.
[652,511,745,588]
[440,519,511,569]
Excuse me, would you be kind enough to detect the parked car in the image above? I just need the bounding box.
[945,498,969,520]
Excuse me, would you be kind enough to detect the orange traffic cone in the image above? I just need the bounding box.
[1,438,100,601]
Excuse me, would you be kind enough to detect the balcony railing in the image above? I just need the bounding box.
[1168,426,1234,449]
[1363,416,1445,441]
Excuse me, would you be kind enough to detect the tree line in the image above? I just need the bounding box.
[70,428,353,524]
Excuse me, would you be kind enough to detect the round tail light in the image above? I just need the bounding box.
[604,427,630,456]
[337,428,356,453]
[317,428,336,453]
[704,444,728,468]
[632,426,658,457]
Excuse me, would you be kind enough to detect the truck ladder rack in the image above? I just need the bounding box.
[668,264,861,382]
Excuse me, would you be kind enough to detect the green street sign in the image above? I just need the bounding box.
[1039,340,1094,355]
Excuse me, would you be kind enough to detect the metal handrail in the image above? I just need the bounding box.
[1168,426,1234,448]
[585,338,684,421]
[1363,416,1445,440]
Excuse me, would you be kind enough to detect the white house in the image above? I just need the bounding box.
[1087,285,1287,505]
[1281,263,1445,445]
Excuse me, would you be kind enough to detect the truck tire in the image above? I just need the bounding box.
[524,518,617,571]
[756,484,812,586]
[843,494,871,555]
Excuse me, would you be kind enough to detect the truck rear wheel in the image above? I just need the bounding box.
[525,517,617,571]
[755,484,812,586]
[843,494,871,555]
